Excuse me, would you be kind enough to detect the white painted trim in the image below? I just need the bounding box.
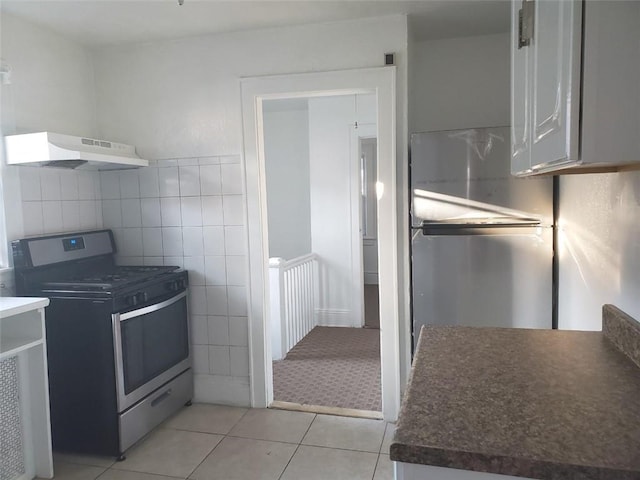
[241,67,401,421]
[350,123,377,329]
[315,308,359,328]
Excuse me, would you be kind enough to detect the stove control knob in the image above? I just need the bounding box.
[126,294,138,306]
[136,292,148,304]
[167,281,180,292]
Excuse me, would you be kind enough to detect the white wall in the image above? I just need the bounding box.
[308,94,377,326]
[92,15,408,405]
[409,33,510,133]
[263,102,311,260]
[559,171,640,330]
[0,13,102,269]
[308,95,356,326]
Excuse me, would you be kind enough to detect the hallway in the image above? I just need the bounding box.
[273,326,381,412]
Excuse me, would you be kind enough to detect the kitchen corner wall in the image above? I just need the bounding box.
[99,157,250,405]
[92,15,409,405]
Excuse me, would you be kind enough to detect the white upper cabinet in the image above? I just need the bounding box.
[511,0,640,176]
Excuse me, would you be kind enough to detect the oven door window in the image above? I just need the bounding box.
[120,295,188,395]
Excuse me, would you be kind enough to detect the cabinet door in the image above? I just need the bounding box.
[510,0,532,175]
[530,0,582,170]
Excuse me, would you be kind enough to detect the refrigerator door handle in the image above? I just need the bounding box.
[414,222,545,236]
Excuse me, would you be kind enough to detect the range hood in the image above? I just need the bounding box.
[4,132,148,170]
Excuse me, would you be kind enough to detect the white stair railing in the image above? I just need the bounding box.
[269,253,318,360]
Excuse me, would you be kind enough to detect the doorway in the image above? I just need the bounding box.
[241,67,401,422]
[261,94,380,414]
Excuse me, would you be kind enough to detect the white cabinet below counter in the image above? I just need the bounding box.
[511,0,640,176]
[0,297,53,480]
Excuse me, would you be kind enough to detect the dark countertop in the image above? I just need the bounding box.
[390,305,640,480]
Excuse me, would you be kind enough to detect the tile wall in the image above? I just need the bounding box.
[99,156,250,406]
[19,167,104,237]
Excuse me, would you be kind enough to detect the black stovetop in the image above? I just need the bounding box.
[41,265,180,292]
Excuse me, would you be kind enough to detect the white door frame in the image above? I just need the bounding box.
[240,67,401,421]
[351,123,377,327]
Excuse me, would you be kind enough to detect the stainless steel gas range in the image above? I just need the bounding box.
[12,229,191,460]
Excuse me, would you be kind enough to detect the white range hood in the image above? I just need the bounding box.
[4,132,148,170]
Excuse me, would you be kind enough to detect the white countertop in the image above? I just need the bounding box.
[0,297,50,319]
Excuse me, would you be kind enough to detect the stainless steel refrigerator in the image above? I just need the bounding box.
[410,127,554,349]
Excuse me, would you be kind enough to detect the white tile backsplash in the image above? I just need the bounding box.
[161,227,183,256]
[117,228,143,257]
[229,317,248,346]
[224,226,246,255]
[42,201,63,233]
[189,286,208,316]
[222,195,245,225]
[79,201,98,229]
[200,165,222,195]
[102,199,123,227]
[208,316,230,346]
[229,346,250,376]
[142,227,164,256]
[207,286,228,316]
[119,170,140,198]
[93,156,250,400]
[158,166,180,197]
[225,256,246,286]
[62,201,81,231]
[161,197,182,226]
[209,345,231,375]
[202,196,224,225]
[60,171,80,201]
[100,171,120,199]
[22,202,44,236]
[78,172,96,200]
[183,256,205,285]
[20,169,41,201]
[183,226,204,256]
[227,286,248,316]
[205,256,227,286]
[141,198,162,227]
[163,256,183,268]
[41,169,62,201]
[203,226,225,256]
[220,164,243,195]
[190,314,209,345]
[144,256,165,266]
[181,197,203,226]
[198,156,221,165]
[192,345,209,374]
[121,198,143,227]
[220,155,241,164]
[139,168,160,198]
[179,166,201,197]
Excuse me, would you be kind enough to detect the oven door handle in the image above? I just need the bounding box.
[117,290,187,322]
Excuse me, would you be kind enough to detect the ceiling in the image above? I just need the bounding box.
[0,0,510,48]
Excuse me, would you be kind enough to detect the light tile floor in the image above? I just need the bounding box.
[51,404,396,480]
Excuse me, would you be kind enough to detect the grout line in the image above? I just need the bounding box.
[276,412,316,480]
[183,434,224,480]
[371,453,382,480]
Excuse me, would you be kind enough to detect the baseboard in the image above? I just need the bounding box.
[315,308,360,327]
[193,374,251,407]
